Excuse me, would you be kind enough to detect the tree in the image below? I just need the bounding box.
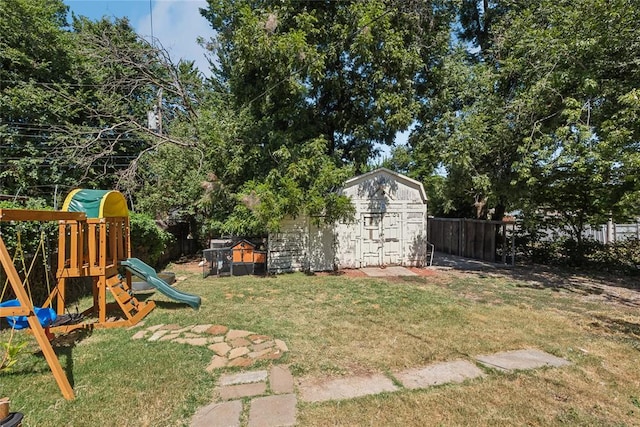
[405,0,640,233]
[1,2,205,203]
[199,0,453,231]
[492,0,640,240]
[0,0,77,198]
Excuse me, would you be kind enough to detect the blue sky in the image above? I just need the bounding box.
[64,1,215,75]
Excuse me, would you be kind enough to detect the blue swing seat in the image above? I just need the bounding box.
[0,299,57,330]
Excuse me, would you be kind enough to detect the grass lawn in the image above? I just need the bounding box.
[1,263,640,426]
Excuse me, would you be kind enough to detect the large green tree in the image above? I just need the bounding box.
[198,0,453,232]
[405,0,640,236]
[0,0,77,198]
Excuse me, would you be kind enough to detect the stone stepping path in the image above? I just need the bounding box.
[299,373,398,403]
[297,349,570,404]
[361,266,418,277]
[131,323,288,369]
[191,349,570,426]
[393,360,485,390]
[192,366,296,427]
[475,349,571,372]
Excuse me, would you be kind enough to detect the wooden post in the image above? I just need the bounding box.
[0,236,74,400]
[0,397,9,419]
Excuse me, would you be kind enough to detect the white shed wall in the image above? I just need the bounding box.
[268,168,428,272]
[267,217,335,273]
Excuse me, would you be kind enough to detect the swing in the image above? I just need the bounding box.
[0,228,57,330]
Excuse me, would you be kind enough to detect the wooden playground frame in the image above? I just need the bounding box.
[0,205,156,400]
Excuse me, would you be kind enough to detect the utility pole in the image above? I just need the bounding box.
[157,88,162,135]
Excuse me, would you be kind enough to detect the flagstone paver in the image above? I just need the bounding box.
[227,330,253,339]
[361,266,418,277]
[206,356,228,372]
[210,342,232,356]
[218,383,267,401]
[220,371,269,386]
[475,349,571,372]
[191,400,242,427]
[270,366,294,394]
[148,330,168,341]
[394,360,485,389]
[143,321,571,427]
[207,325,229,335]
[298,373,398,403]
[131,330,147,340]
[192,324,213,333]
[248,394,297,427]
[132,323,289,370]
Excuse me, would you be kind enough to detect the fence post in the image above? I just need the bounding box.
[607,215,614,244]
[502,223,507,264]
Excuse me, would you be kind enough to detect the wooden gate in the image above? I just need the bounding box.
[428,217,516,265]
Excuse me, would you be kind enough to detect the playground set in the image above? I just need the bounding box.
[0,189,201,400]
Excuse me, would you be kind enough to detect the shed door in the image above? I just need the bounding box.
[361,214,382,266]
[382,212,402,265]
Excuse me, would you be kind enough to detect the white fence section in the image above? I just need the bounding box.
[583,221,640,244]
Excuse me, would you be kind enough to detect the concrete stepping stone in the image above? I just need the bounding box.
[248,394,297,427]
[270,366,294,394]
[219,370,268,386]
[298,374,398,403]
[191,400,242,427]
[394,360,484,389]
[218,383,267,400]
[475,349,570,372]
[361,266,417,277]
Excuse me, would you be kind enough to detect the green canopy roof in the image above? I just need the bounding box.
[62,189,128,218]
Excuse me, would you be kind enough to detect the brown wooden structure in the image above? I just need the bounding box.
[0,190,156,400]
[428,217,516,265]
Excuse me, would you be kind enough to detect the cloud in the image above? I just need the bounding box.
[135,0,215,77]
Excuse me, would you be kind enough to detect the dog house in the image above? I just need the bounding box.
[203,239,267,277]
[268,168,428,272]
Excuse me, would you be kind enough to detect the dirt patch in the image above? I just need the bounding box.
[315,269,368,277]
[170,260,204,274]
[408,267,438,277]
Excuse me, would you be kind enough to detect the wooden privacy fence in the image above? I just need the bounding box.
[428,217,516,265]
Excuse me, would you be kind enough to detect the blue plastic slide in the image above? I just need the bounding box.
[120,258,201,310]
[0,299,57,329]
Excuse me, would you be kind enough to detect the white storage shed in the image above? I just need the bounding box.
[267,168,428,273]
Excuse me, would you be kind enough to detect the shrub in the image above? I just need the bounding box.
[129,212,174,268]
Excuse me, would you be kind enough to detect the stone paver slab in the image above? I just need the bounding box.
[226,329,253,339]
[248,394,297,427]
[475,349,570,372]
[192,324,213,333]
[361,266,417,277]
[229,347,250,359]
[270,366,294,394]
[210,342,232,356]
[299,374,398,403]
[131,330,147,340]
[146,324,165,332]
[227,356,254,367]
[220,370,268,386]
[394,360,484,389]
[207,325,229,335]
[148,330,169,341]
[218,383,267,400]
[274,339,288,352]
[206,356,228,372]
[191,400,242,427]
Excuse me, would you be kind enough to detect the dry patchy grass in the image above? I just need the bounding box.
[1,263,640,426]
